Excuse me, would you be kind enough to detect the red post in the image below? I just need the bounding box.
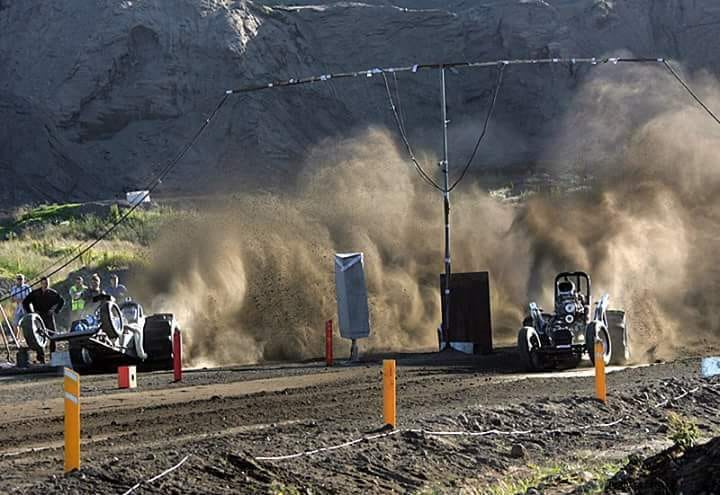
[173,330,182,382]
[325,320,333,367]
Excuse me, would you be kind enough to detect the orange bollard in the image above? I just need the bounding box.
[63,367,80,473]
[173,330,182,382]
[383,360,396,427]
[325,320,333,367]
[595,339,607,403]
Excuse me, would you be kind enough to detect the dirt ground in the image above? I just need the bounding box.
[1,349,719,494]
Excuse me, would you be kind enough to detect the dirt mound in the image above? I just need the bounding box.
[607,436,720,494]
[3,1,720,204]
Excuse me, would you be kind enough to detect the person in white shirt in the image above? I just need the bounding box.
[10,274,31,336]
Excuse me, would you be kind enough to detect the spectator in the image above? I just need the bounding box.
[22,276,64,364]
[68,276,87,322]
[106,274,128,301]
[81,274,104,305]
[9,274,31,339]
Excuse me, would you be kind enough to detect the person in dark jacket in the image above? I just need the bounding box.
[22,276,65,363]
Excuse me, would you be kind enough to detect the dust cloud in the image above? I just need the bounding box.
[135,63,720,366]
[518,61,720,361]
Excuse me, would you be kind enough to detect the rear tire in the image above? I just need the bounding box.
[586,322,611,366]
[607,310,629,365]
[143,314,176,370]
[518,326,543,371]
[69,345,93,372]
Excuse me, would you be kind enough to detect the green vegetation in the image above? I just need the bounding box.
[482,460,623,495]
[269,482,303,495]
[667,412,700,450]
[0,203,82,238]
[0,202,177,280]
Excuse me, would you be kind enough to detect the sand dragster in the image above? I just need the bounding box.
[518,271,629,371]
[20,295,178,373]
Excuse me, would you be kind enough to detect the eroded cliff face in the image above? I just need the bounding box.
[0,0,718,204]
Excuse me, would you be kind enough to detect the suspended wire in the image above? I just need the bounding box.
[663,60,720,126]
[392,71,408,136]
[225,57,665,95]
[0,94,230,303]
[380,71,445,191]
[448,64,506,192]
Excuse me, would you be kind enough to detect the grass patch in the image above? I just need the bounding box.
[0,201,183,289]
[0,239,145,280]
[33,206,178,245]
[0,203,82,238]
[482,460,623,495]
[269,482,303,495]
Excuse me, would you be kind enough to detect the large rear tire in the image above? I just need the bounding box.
[518,326,543,371]
[20,314,48,353]
[143,314,176,370]
[607,310,629,365]
[69,345,94,372]
[99,302,123,340]
[586,321,611,366]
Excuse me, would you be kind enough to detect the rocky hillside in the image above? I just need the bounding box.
[1,0,719,206]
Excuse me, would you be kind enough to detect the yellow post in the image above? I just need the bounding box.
[63,367,80,473]
[383,359,396,427]
[594,340,607,403]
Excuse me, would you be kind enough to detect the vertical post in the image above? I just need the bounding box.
[173,330,182,382]
[63,367,80,473]
[440,67,452,348]
[325,319,333,367]
[595,339,607,403]
[383,359,397,427]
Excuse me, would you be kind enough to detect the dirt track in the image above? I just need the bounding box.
[1,350,719,494]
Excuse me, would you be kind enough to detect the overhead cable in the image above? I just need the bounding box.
[391,71,408,136]
[381,71,445,191]
[448,63,506,192]
[663,60,720,126]
[224,57,665,95]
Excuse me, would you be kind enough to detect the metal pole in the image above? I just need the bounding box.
[440,67,451,349]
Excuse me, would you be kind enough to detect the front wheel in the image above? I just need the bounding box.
[99,302,123,340]
[20,314,48,353]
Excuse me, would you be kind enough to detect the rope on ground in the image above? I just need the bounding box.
[120,455,191,495]
[654,387,701,408]
[255,429,403,461]
[254,418,626,462]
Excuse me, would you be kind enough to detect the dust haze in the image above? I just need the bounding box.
[134,63,720,366]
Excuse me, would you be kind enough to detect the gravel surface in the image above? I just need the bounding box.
[1,351,718,493]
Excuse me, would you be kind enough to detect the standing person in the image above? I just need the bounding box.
[82,274,104,305]
[22,276,64,364]
[80,273,105,313]
[106,274,128,301]
[68,276,87,323]
[9,274,31,339]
